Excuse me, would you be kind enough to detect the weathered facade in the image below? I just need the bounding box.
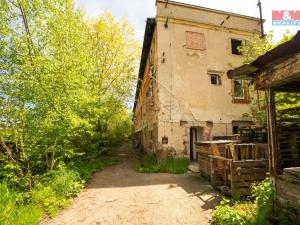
[134,0,262,159]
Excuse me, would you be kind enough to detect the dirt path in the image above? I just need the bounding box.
[41,143,221,225]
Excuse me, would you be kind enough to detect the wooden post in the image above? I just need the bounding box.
[266,88,277,180]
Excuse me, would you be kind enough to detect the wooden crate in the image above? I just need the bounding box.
[195,140,237,177]
[209,143,269,197]
[229,159,269,196]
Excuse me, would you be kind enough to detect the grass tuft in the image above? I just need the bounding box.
[136,153,189,174]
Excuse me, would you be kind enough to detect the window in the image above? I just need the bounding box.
[233,80,245,98]
[233,125,239,134]
[231,39,242,55]
[210,74,222,85]
[185,31,206,50]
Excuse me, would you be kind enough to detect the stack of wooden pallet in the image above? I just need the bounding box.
[239,127,267,143]
[276,167,300,213]
[277,123,300,169]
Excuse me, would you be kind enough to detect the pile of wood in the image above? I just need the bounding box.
[277,122,300,170]
[239,127,267,143]
[276,167,300,219]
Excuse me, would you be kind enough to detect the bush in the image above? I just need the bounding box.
[136,153,189,174]
[251,179,274,225]
[0,183,43,225]
[212,179,274,225]
[211,198,254,225]
[0,155,119,224]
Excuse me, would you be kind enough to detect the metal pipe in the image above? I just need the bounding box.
[257,0,265,37]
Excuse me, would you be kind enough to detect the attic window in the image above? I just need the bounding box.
[231,39,242,55]
[210,74,222,85]
[186,31,206,50]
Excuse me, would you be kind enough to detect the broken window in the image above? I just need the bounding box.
[210,74,222,85]
[231,39,242,55]
[185,31,206,50]
[233,80,245,99]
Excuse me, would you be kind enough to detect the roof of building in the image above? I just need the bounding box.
[227,31,300,80]
[133,18,156,111]
[156,0,261,22]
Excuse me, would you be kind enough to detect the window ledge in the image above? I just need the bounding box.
[232,98,251,104]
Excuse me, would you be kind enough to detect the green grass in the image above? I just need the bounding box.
[0,183,43,225]
[136,152,189,174]
[0,155,118,225]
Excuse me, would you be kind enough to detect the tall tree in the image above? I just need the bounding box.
[0,0,139,188]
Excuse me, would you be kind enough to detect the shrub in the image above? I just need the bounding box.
[251,179,274,225]
[212,179,274,225]
[0,183,43,225]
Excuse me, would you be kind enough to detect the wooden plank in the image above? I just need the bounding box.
[228,143,238,161]
[232,159,268,167]
[254,53,300,90]
[230,187,252,197]
[211,144,224,169]
[229,173,267,181]
[233,167,268,174]
[232,180,264,188]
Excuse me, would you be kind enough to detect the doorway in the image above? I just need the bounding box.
[190,127,203,161]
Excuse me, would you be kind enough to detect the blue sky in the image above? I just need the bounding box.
[74,0,300,43]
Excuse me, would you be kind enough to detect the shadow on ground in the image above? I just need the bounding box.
[86,142,221,211]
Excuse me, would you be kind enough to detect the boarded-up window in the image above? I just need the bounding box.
[185,31,206,50]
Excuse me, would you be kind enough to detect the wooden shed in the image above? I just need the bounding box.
[228,31,300,217]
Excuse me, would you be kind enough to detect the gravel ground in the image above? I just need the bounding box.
[41,143,221,225]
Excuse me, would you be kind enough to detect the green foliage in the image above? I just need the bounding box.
[0,155,118,224]
[212,179,274,225]
[136,153,189,174]
[159,157,190,174]
[136,153,160,173]
[0,0,138,189]
[211,198,254,225]
[251,179,275,225]
[0,0,136,223]
[0,183,43,225]
[69,155,119,181]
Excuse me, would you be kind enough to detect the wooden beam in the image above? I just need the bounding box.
[254,54,300,90]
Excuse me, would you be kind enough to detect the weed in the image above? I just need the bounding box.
[136,153,189,174]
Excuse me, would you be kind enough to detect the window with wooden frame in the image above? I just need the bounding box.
[232,80,251,104]
[185,31,206,50]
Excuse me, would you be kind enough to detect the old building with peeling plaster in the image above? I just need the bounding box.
[133,0,262,160]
